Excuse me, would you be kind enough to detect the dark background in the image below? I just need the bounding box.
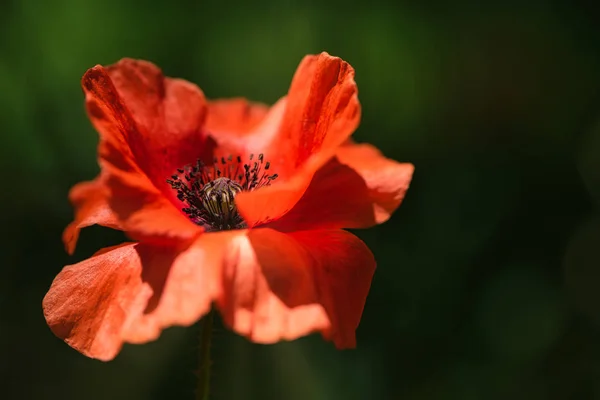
[2,1,600,399]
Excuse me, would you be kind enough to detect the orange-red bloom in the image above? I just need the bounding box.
[43,53,414,361]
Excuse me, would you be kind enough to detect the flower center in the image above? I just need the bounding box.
[167,154,278,231]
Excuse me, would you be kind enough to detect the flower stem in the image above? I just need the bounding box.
[196,308,214,400]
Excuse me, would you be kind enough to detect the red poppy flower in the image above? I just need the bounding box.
[43,52,414,361]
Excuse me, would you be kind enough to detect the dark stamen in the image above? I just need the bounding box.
[167,153,278,231]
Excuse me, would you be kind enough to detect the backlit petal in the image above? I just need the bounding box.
[121,231,234,343]
[105,169,202,244]
[62,174,121,255]
[236,52,361,227]
[43,243,146,361]
[267,142,415,231]
[266,52,360,175]
[45,227,374,360]
[43,237,224,361]
[82,65,203,241]
[206,98,287,162]
[205,98,270,136]
[218,228,375,348]
[102,59,213,185]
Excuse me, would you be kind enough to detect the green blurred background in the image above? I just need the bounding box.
[2,1,600,399]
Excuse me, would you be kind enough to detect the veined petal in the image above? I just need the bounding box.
[205,98,270,137]
[82,63,204,241]
[43,243,147,361]
[266,52,360,176]
[335,143,414,225]
[44,227,374,360]
[62,174,122,255]
[105,169,202,244]
[205,97,287,160]
[217,228,376,348]
[267,142,415,231]
[100,59,213,185]
[42,236,225,361]
[121,231,235,343]
[235,52,361,227]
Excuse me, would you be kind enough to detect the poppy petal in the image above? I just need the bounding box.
[206,98,288,162]
[267,52,360,175]
[334,143,414,225]
[43,237,224,361]
[102,59,213,186]
[43,243,146,361]
[45,228,374,359]
[82,65,203,241]
[205,98,270,136]
[235,52,361,227]
[267,142,415,231]
[106,174,203,244]
[121,231,234,344]
[62,175,122,255]
[218,228,375,348]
